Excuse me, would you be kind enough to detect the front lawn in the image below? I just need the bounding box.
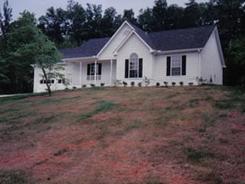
[0,86,244,184]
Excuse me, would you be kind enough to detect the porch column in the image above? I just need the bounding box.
[110,59,113,86]
[94,59,97,85]
[80,62,82,87]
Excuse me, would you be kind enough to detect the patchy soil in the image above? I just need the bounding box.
[0,86,245,184]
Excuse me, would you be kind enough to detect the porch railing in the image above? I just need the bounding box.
[87,75,101,81]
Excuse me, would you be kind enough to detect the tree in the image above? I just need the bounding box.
[122,9,137,24]
[4,11,61,95]
[226,37,245,86]
[38,7,68,46]
[67,0,86,46]
[0,0,12,37]
[101,7,117,36]
[152,0,168,31]
[183,0,202,27]
[138,8,155,32]
[165,5,184,29]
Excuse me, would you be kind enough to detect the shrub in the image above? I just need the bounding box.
[163,81,168,87]
[138,82,142,87]
[82,85,87,88]
[179,81,184,86]
[172,82,176,86]
[131,81,135,87]
[90,84,95,87]
[73,86,77,90]
[123,81,127,87]
[100,83,105,87]
[189,82,194,86]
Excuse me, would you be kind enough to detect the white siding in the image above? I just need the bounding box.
[80,61,116,87]
[33,65,68,93]
[116,33,153,85]
[153,52,201,86]
[201,30,223,85]
[98,24,133,60]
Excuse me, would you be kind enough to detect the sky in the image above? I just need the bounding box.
[2,0,208,20]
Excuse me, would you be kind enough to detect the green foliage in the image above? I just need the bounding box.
[79,100,115,120]
[185,147,214,163]
[227,37,245,86]
[214,87,245,113]
[0,10,61,95]
[0,170,29,184]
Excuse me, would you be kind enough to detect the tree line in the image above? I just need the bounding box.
[0,0,244,94]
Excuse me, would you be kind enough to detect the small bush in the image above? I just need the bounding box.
[179,81,184,86]
[123,81,127,87]
[100,83,105,87]
[73,86,77,90]
[82,85,87,88]
[131,82,135,87]
[163,81,168,87]
[156,82,160,87]
[138,83,142,87]
[90,84,95,88]
[172,82,176,86]
[189,82,194,86]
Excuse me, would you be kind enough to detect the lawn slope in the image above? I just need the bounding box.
[0,87,245,184]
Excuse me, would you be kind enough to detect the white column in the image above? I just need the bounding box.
[110,59,113,86]
[80,62,82,87]
[94,59,97,85]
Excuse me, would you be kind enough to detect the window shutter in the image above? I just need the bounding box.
[87,64,90,75]
[182,55,186,76]
[139,58,143,78]
[98,63,102,75]
[125,59,129,78]
[167,56,171,76]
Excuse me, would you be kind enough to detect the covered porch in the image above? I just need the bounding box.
[64,57,117,88]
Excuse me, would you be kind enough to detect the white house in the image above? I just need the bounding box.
[33,21,225,93]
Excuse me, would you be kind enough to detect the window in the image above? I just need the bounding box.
[166,55,186,76]
[87,63,102,80]
[171,55,181,76]
[129,53,139,78]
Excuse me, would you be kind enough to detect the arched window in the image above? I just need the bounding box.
[129,53,139,78]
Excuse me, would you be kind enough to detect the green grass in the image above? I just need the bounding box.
[0,111,34,124]
[214,87,245,113]
[79,100,116,120]
[0,93,47,105]
[0,96,29,104]
[185,147,215,163]
[125,119,143,132]
[0,170,30,184]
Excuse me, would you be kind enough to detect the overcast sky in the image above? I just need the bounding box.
[3,0,208,20]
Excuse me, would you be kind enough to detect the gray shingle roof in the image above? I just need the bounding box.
[60,37,110,59]
[148,25,215,51]
[60,23,215,59]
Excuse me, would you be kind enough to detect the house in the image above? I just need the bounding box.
[33,21,225,93]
